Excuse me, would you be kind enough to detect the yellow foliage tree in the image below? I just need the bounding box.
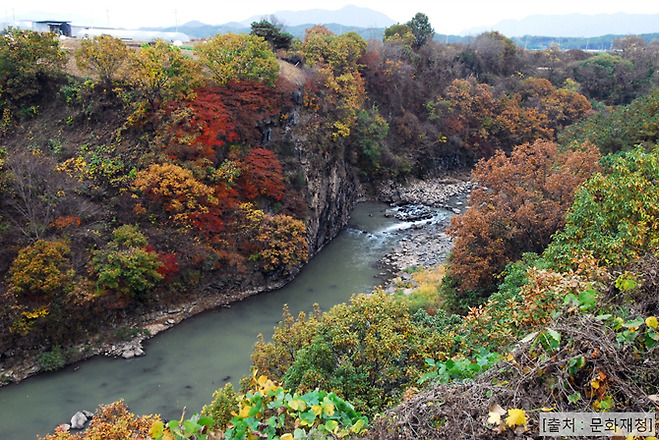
[8,239,75,303]
[74,34,129,87]
[127,40,201,110]
[302,29,368,139]
[196,33,279,87]
[131,163,218,228]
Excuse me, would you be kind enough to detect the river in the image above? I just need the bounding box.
[0,201,453,440]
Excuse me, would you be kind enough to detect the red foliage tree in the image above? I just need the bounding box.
[164,81,288,164]
[448,140,601,298]
[237,148,286,202]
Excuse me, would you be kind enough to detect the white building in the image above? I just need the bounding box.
[75,28,191,44]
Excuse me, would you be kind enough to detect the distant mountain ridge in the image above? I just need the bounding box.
[242,5,396,28]
[464,12,659,37]
[166,9,658,44]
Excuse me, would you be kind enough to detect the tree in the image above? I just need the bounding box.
[235,203,307,275]
[252,291,432,415]
[383,24,414,46]
[447,140,601,302]
[406,13,434,49]
[469,31,519,78]
[301,30,368,139]
[250,19,293,51]
[571,53,635,104]
[302,27,368,72]
[519,77,592,132]
[75,34,129,88]
[256,213,308,274]
[3,149,68,240]
[545,146,659,270]
[558,89,659,154]
[131,162,222,229]
[197,33,279,87]
[237,148,286,202]
[90,225,163,299]
[127,40,201,111]
[8,239,75,304]
[0,28,65,118]
[351,106,390,175]
[42,400,160,440]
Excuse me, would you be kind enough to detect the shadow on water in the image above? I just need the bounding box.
[0,202,445,440]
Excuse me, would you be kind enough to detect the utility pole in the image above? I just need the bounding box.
[106,9,110,27]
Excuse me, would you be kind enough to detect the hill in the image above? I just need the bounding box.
[464,12,659,37]
[242,4,395,28]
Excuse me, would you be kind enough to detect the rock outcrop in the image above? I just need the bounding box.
[378,176,474,210]
[70,411,88,430]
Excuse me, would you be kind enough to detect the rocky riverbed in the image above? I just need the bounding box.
[377,175,474,212]
[375,175,473,285]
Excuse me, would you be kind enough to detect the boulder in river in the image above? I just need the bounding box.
[119,339,145,359]
[70,411,88,429]
[121,345,144,359]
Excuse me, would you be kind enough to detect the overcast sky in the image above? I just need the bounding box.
[4,0,659,35]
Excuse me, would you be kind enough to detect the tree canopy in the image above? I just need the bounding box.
[197,33,280,87]
[406,13,435,49]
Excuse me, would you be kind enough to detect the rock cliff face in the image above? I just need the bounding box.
[300,148,361,255]
[287,113,362,256]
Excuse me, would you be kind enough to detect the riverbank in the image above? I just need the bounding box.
[0,272,299,385]
[0,174,472,386]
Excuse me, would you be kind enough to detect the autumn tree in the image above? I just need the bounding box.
[518,77,592,132]
[252,291,432,414]
[571,53,635,104]
[127,40,201,111]
[558,89,659,154]
[163,82,283,164]
[131,162,222,230]
[3,149,68,240]
[427,78,549,159]
[237,147,286,202]
[42,400,160,440]
[75,34,129,88]
[234,202,307,275]
[8,239,75,304]
[90,225,163,299]
[545,146,659,270]
[464,31,519,79]
[302,29,368,139]
[406,13,434,49]
[447,140,601,304]
[383,24,414,46]
[197,33,279,87]
[612,36,659,99]
[257,213,307,274]
[0,27,65,119]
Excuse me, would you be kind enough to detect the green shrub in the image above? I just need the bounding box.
[38,346,66,371]
[201,383,239,430]
[91,225,163,299]
[545,146,659,270]
[253,291,434,415]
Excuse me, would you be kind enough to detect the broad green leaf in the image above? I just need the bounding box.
[299,410,316,426]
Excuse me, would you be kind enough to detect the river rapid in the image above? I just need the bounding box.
[0,201,456,440]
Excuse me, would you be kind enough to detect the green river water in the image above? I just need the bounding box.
[0,201,452,440]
